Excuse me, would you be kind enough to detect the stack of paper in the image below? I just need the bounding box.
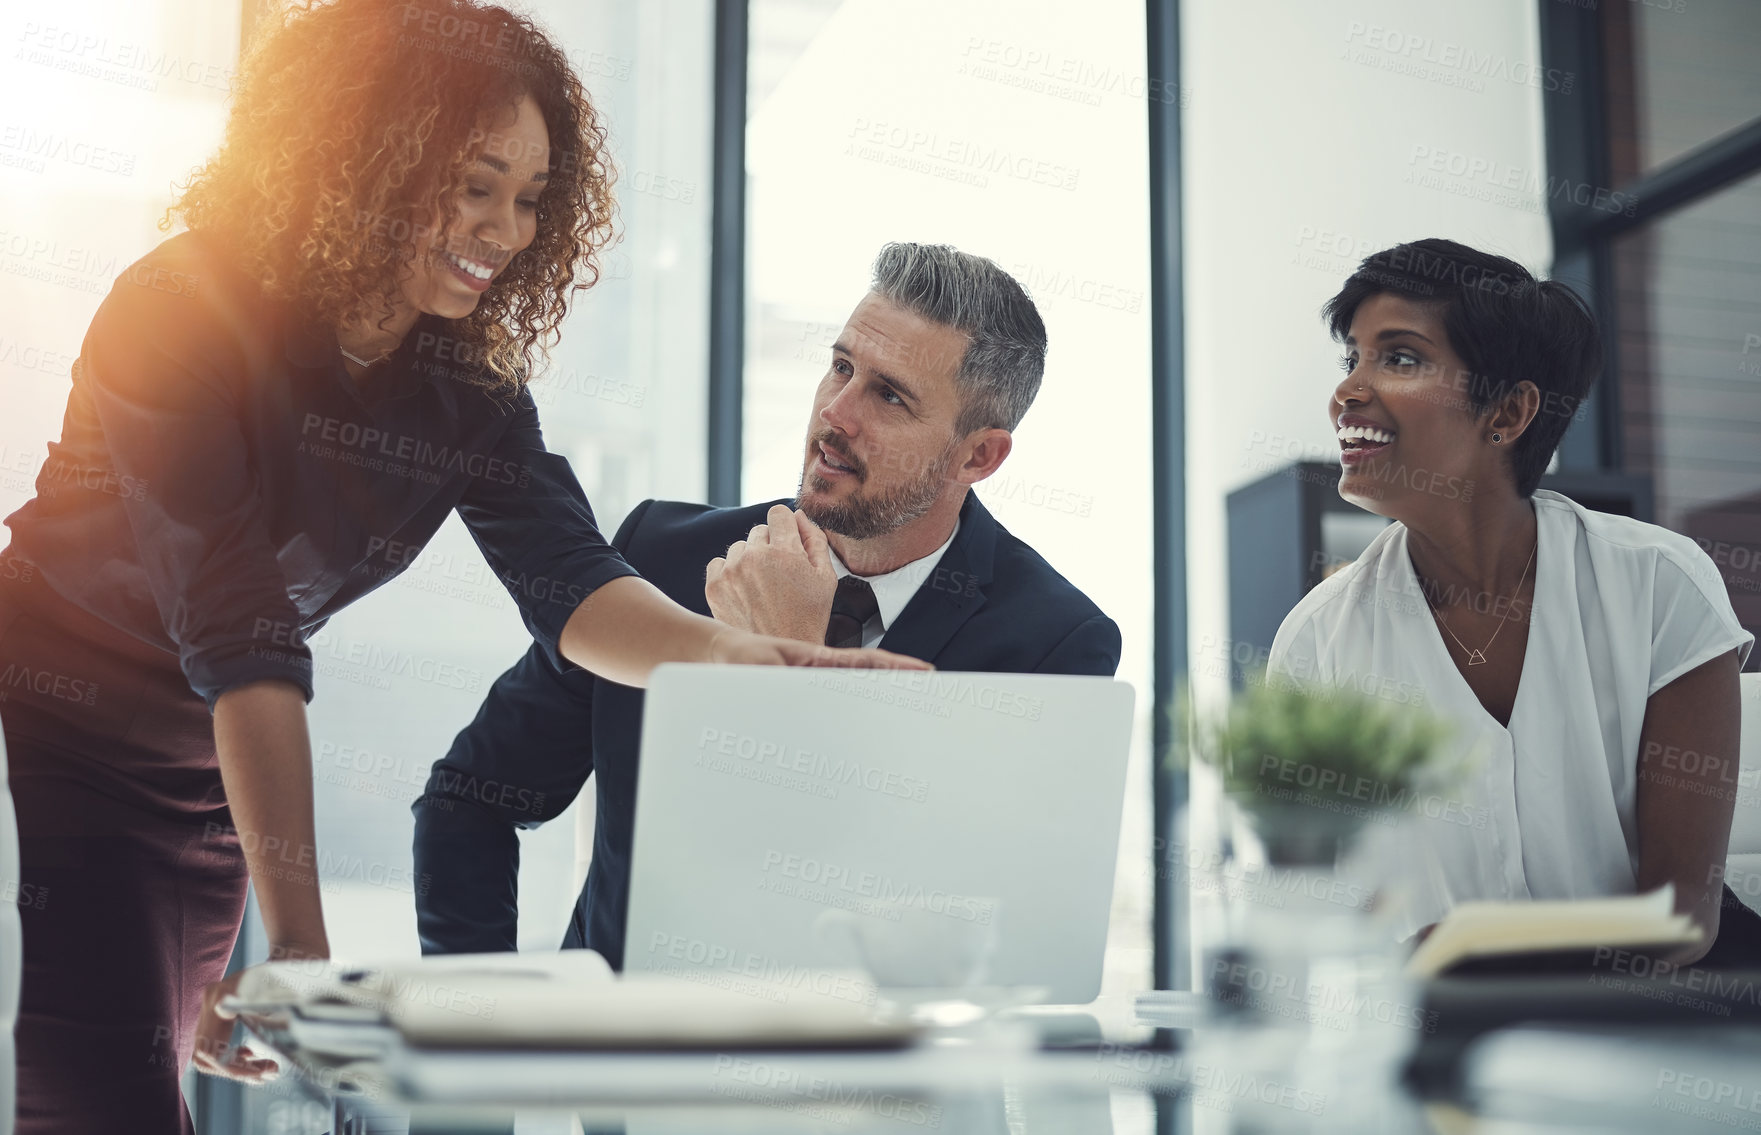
[228,951,918,1050]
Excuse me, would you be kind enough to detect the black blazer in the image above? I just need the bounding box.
[412,492,1121,968]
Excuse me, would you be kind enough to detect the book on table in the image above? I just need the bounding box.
[1406,884,1701,979]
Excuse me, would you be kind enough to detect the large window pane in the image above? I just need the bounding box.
[743,0,1155,995]
[1613,169,1761,642]
[0,0,239,518]
[1603,0,1761,181]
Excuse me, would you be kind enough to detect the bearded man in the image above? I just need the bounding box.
[412,242,1120,966]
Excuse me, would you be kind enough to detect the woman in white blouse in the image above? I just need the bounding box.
[1269,238,1756,965]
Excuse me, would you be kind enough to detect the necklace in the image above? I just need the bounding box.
[1421,538,1536,667]
[339,344,389,368]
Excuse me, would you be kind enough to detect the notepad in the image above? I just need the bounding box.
[1406,884,1703,979]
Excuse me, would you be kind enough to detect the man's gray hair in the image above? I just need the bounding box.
[869,242,1047,435]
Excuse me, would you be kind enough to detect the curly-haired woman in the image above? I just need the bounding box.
[0,2,921,1129]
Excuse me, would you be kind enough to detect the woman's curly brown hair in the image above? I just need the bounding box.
[163,0,617,389]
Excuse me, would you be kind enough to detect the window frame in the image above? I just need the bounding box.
[1539,3,1761,474]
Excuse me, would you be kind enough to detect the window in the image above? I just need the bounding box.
[1602,0,1761,178]
[1610,171,1761,632]
[0,0,240,519]
[742,0,1156,995]
[1544,1,1761,650]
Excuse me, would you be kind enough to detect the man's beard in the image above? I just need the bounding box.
[797,433,957,541]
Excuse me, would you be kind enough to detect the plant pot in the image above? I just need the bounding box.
[1229,795,1382,869]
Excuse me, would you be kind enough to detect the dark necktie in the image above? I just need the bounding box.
[824,575,880,648]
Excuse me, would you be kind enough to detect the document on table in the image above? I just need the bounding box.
[226,950,919,1050]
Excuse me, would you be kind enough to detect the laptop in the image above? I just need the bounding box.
[623,664,1136,1005]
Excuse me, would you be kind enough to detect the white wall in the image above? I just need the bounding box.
[1182,0,1554,697]
[1179,0,1554,996]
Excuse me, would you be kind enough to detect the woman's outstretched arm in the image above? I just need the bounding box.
[556,574,927,686]
[457,393,926,685]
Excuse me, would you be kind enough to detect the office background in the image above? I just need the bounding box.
[0,0,1756,1129]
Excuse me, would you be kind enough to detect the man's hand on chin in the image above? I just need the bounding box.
[705,504,839,644]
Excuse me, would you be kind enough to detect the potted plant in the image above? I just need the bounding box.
[1179,670,1458,867]
[1170,670,1459,1103]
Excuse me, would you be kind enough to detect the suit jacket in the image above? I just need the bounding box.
[412,492,1121,968]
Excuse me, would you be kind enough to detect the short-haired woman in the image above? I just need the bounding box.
[1270,238,1756,965]
[0,2,920,1130]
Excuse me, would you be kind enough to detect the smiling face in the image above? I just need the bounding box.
[402,93,550,320]
[798,293,975,539]
[1332,292,1494,519]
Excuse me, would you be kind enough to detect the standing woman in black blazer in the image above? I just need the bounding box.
[0,2,919,1130]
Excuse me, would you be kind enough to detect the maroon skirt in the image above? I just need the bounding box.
[1,552,248,1135]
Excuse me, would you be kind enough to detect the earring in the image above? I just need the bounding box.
[1491,432,1503,444]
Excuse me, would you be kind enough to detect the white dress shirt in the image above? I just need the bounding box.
[828,520,961,648]
[1269,490,1754,941]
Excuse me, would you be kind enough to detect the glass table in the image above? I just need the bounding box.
[236,987,1761,1134]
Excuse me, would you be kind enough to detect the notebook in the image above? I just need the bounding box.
[1406,885,1702,978]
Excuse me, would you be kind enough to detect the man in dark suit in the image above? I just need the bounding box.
[412,243,1121,967]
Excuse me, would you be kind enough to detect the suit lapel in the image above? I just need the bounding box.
[878,494,998,663]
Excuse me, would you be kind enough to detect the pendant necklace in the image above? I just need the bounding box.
[339,345,389,368]
[1423,539,1535,666]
